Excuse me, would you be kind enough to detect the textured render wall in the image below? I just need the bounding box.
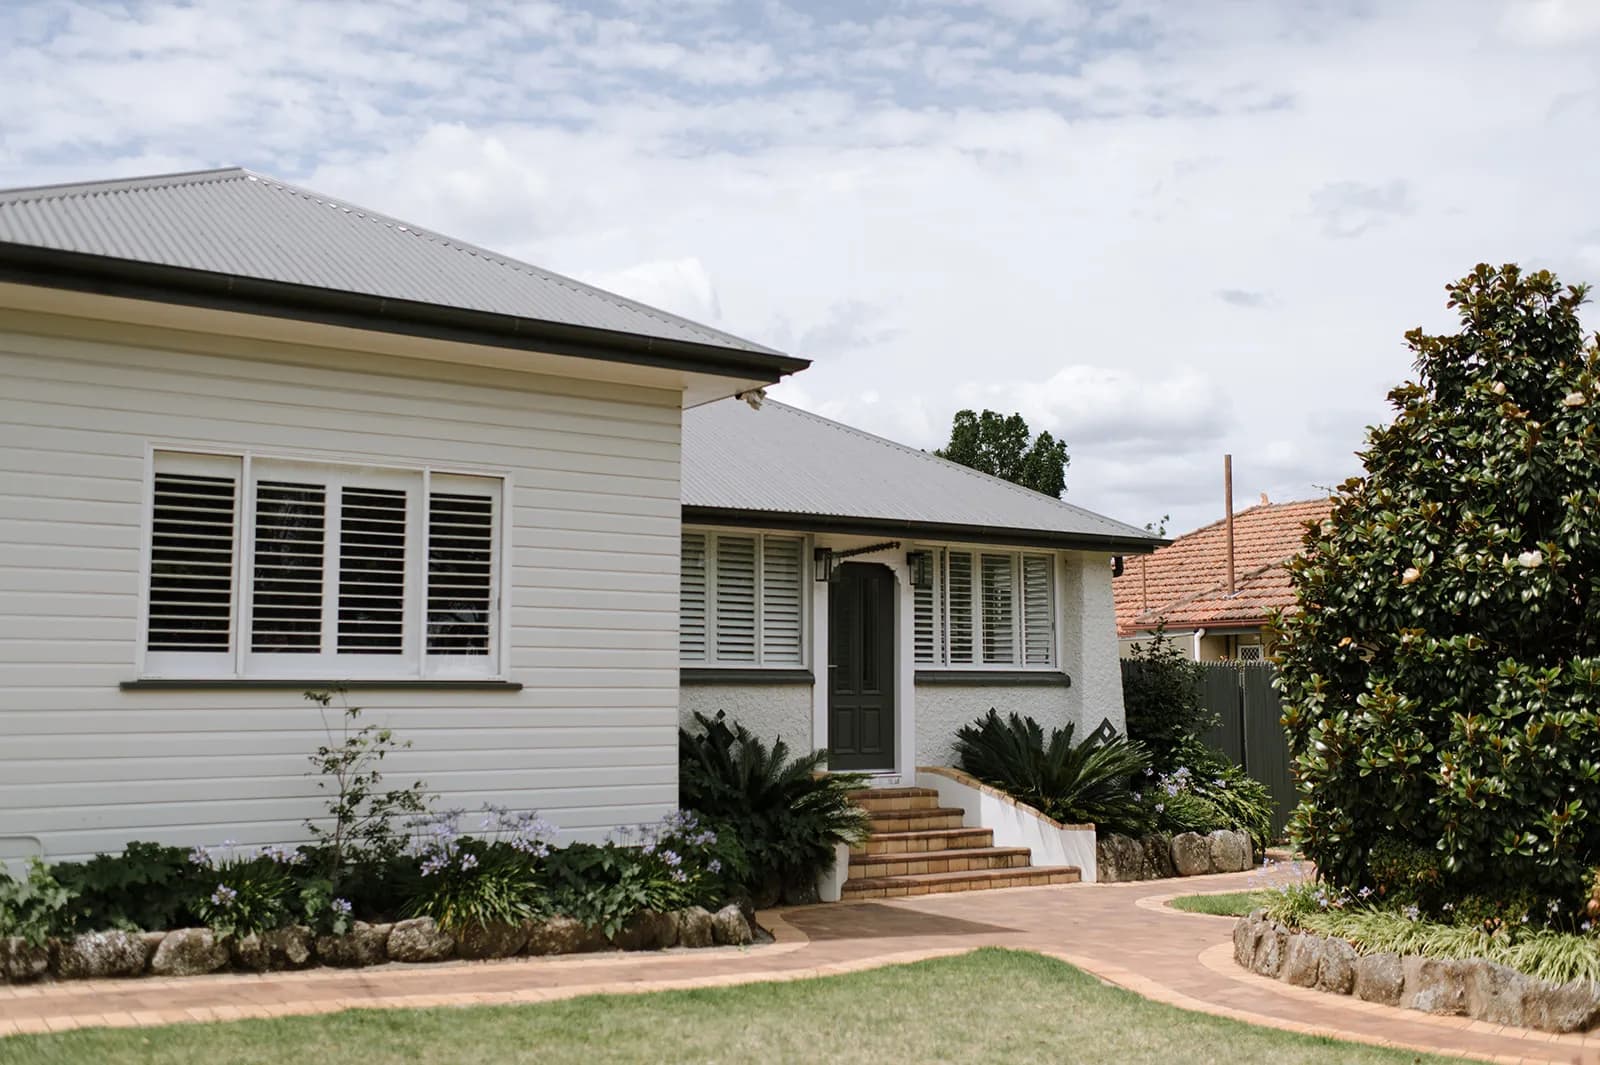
[1069,551,1128,737]
[914,685,1079,768]
[679,683,814,750]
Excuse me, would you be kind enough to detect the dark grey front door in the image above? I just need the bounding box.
[828,562,896,771]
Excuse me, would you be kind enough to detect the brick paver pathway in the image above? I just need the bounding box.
[4,871,1598,1063]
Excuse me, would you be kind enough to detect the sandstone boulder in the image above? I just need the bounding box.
[1400,955,1468,1015]
[0,936,51,983]
[611,910,680,951]
[149,928,229,977]
[675,907,716,949]
[1171,832,1212,877]
[1315,937,1358,995]
[1280,933,1322,987]
[1461,960,1533,1028]
[712,905,754,947]
[386,918,455,964]
[1206,830,1251,873]
[229,926,313,973]
[1353,952,1404,1005]
[1140,833,1177,879]
[54,930,147,979]
[1248,920,1288,978]
[526,915,610,956]
[1095,834,1144,883]
[455,921,528,961]
[1521,976,1600,1034]
[314,921,391,968]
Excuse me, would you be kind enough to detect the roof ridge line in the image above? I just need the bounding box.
[764,399,1155,540]
[0,167,249,203]
[240,172,777,355]
[1129,552,1299,624]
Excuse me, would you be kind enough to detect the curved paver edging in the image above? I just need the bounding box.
[1232,909,1600,1034]
[0,905,760,988]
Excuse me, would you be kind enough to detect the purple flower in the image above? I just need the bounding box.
[331,897,352,916]
[661,849,682,868]
[189,844,212,867]
[210,884,238,907]
[1403,904,1421,922]
[707,859,722,875]
[420,853,448,877]
[458,852,479,872]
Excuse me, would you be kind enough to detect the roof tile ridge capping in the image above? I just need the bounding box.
[1157,497,1333,546]
[240,171,781,354]
[764,400,1155,539]
[0,166,250,205]
[1132,552,1302,624]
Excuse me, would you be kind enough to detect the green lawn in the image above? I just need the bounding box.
[1169,891,1268,917]
[5,949,1466,1065]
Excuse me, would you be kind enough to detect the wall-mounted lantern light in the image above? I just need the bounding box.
[907,550,934,589]
[814,547,836,583]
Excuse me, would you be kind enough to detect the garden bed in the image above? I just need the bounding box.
[0,904,760,984]
[1233,909,1600,1033]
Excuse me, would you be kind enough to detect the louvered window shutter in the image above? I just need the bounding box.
[147,468,238,653]
[913,549,937,664]
[336,486,408,655]
[427,488,495,656]
[981,553,1017,664]
[713,535,757,662]
[250,481,326,652]
[946,551,974,664]
[1023,554,1054,666]
[761,536,804,664]
[680,532,708,661]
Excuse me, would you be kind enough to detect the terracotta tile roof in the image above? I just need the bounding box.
[1112,498,1332,635]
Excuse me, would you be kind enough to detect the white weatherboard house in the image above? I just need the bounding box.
[0,169,1158,893]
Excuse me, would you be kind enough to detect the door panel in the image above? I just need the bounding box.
[828,562,896,771]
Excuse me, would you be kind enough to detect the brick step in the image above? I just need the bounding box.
[848,788,941,813]
[849,846,1033,878]
[852,827,995,856]
[841,865,1081,900]
[866,806,966,832]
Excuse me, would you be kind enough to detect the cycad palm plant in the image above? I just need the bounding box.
[679,712,870,901]
[954,710,1150,835]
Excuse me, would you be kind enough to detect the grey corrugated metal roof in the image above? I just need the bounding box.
[0,167,782,356]
[683,399,1161,550]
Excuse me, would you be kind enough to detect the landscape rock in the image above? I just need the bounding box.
[1207,830,1251,873]
[1520,977,1600,1034]
[1140,833,1177,879]
[54,930,148,979]
[1171,832,1212,877]
[1232,916,1258,970]
[1315,937,1358,995]
[612,910,680,952]
[1281,933,1323,987]
[1095,834,1143,883]
[455,921,529,961]
[0,936,51,983]
[139,931,166,965]
[314,921,391,968]
[1353,952,1405,1005]
[525,916,610,956]
[1462,960,1532,1028]
[675,907,715,949]
[711,904,754,947]
[149,928,229,977]
[385,918,455,964]
[230,926,314,972]
[1248,920,1287,978]
[1400,955,1468,1015]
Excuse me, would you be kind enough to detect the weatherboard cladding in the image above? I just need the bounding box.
[0,167,780,356]
[682,398,1159,547]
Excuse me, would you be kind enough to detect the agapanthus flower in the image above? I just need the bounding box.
[331,897,353,916]
[210,884,238,907]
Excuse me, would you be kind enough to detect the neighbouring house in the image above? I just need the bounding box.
[0,167,1159,873]
[1112,497,1331,662]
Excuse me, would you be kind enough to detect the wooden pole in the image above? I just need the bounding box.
[1224,454,1236,594]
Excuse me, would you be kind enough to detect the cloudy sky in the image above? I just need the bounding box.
[4,0,1598,533]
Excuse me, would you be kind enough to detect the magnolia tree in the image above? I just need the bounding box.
[1277,264,1600,910]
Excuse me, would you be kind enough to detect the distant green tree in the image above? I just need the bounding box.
[935,409,1070,498]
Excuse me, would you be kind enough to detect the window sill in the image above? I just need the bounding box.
[680,667,814,685]
[121,678,524,691]
[914,670,1071,687]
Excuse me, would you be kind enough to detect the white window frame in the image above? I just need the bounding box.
[914,545,1058,670]
[138,446,509,681]
[679,528,810,668]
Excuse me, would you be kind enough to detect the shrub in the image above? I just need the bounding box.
[190,843,303,938]
[953,710,1150,835]
[679,712,869,902]
[401,806,554,933]
[1122,626,1213,774]
[1143,745,1274,853]
[0,859,72,947]
[1275,264,1600,910]
[50,841,206,932]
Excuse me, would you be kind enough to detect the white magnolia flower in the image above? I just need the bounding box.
[1518,550,1544,569]
[1401,567,1421,585]
[1564,391,1587,407]
[1492,382,1507,395]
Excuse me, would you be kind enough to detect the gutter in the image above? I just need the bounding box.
[0,242,811,383]
[682,506,1165,555]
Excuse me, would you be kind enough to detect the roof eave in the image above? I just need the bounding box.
[682,506,1164,554]
[0,242,811,383]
